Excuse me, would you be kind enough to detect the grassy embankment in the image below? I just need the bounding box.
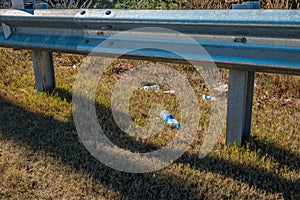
[0,0,299,199]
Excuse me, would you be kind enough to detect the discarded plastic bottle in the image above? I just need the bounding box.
[141,85,160,92]
[202,95,217,101]
[160,110,180,129]
[163,89,175,94]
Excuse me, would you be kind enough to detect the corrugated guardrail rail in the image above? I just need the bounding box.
[0,2,299,145]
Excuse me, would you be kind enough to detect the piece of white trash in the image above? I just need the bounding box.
[202,95,217,101]
[163,90,175,94]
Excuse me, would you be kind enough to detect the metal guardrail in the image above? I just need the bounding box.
[1,9,300,73]
[0,2,300,146]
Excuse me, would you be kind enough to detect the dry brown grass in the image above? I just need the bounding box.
[0,48,299,199]
[112,0,300,9]
[186,0,300,9]
[0,1,300,199]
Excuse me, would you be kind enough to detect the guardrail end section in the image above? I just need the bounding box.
[32,50,55,92]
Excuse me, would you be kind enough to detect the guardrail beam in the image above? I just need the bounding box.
[0,6,300,145]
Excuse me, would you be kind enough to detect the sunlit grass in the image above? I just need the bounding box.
[0,1,299,199]
[0,47,299,199]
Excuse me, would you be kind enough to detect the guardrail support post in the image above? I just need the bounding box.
[226,70,254,145]
[226,1,259,146]
[32,50,55,92]
[23,0,53,92]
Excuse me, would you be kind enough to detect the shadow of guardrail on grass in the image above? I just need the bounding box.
[176,144,300,199]
[0,90,201,199]
[0,89,299,199]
